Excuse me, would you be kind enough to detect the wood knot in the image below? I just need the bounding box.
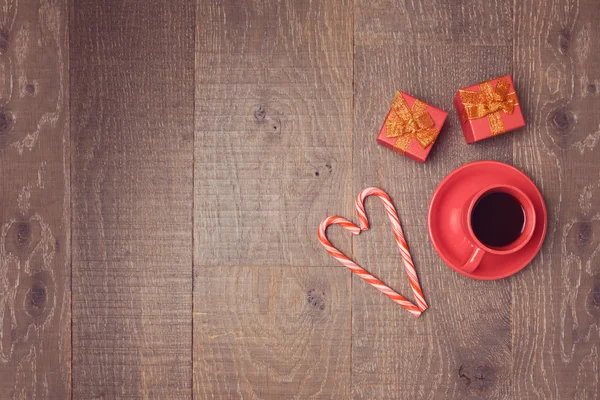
[558,30,570,55]
[0,107,11,132]
[550,107,573,132]
[271,118,281,132]
[314,163,332,178]
[24,278,48,319]
[16,222,31,247]
[307,288,326,311]
[587,83,597,95]
[588,276,600,317]
[254,105,266,122]
[458,363,494,390]
[6,219,42,261]
[566,220,597,256]
[16,272,52,325]
[30,281,46,308]
[0,30,8,55]
[548,105,575,148]
[25,83,36,96]
[577,221,593,249]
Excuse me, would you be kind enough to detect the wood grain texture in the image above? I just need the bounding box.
[352,1,514,399]
[512,0,600,398]
[194,0,353,397]
[0,0,70,398]
[195,0,354,268]
[194,266,351,399]
[0,0,597,397]
[70,1,194,398]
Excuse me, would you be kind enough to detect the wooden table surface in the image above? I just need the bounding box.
[1,0,599,399]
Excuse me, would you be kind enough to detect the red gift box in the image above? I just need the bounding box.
[454,74,525,144]
[377,91,447,163]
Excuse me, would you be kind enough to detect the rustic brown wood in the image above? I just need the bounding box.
[195,0,354,268]
[194,0,353,398]
[0,0,70,398]
[512,0,600,398]
[0,0,598,397]
[352,1,515,399]
[70,1,194,398]
[194,266,351,398]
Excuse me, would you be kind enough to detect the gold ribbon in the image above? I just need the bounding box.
[458,77,519,136]
[386,92,438,152]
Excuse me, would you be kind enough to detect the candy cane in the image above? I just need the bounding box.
[356,187,428,312]
[318,187,427,316]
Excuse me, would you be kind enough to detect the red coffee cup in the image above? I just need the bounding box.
[461,184,537,273]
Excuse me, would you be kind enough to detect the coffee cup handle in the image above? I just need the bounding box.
[462,247,485,273]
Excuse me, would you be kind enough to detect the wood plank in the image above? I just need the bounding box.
[352,1,515,398]
[194,266,351,399]
[195,0,354,268]
[0,0,70,397]
[70,1,194,398]
[512,0,600,398]
[194,0,353,397]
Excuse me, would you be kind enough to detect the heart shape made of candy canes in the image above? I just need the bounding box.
[318,187,428,317]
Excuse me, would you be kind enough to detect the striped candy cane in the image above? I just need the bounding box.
[318,187,428,317]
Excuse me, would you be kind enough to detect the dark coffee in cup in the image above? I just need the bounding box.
[470,191,525,247]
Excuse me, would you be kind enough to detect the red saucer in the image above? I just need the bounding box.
[428,161,547,280]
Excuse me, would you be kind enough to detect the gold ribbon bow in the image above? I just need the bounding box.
[386,92,438,152]
[458,77,519,136]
